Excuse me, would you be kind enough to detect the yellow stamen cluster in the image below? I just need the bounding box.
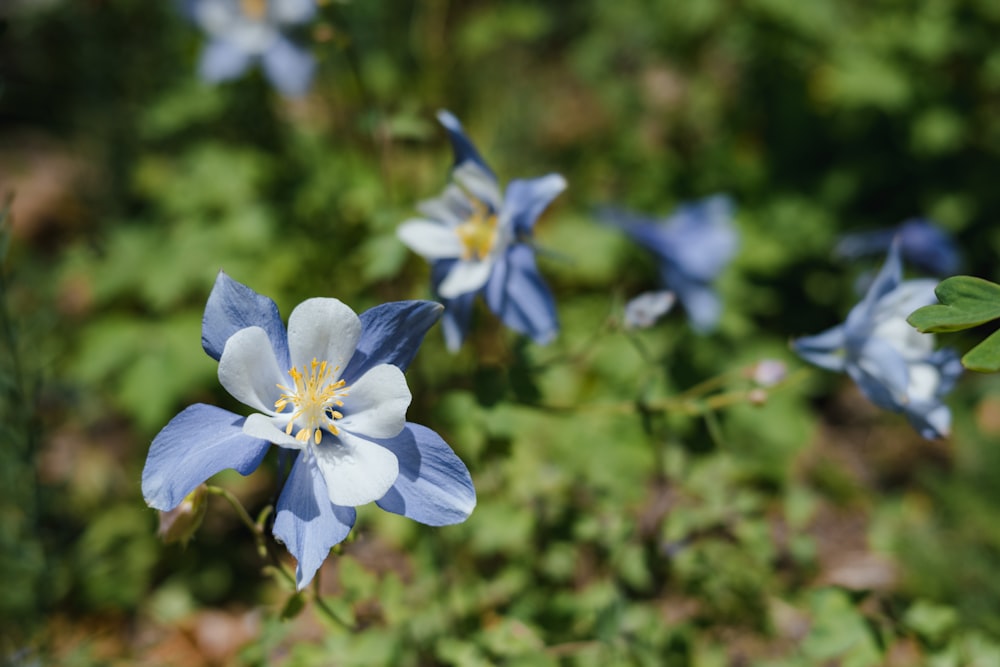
[240,0,268,20]
[275,358,349,445]
[455,199,498,261]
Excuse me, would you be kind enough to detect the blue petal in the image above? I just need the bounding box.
[198,37,254,83]
[432,259,477,351]
[898,218,960,276]
[503,174,566,236]
[847,339,911,412]
[664,272,721,333]
[436,110,495,177]
[142,404,270,511]
[905,402,952,440]
[836,218,959,276]
[375,423,476,525]
[260,34,315,97]
[600,208,673,261]
[273,454,356,590]
[202,271,289,368]
[846,241,902,336]
[834,228,897,260]
[792,325,849,373]
[659,195,738,282]
[485,244,559,344]
[440,292,476,352]
[928,347,964,397]
[342,301,444,379]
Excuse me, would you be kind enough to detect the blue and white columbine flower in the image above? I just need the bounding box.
[142,272,476,588]
[602,195,738,333]
[793,241,962,439]
[835,217,960,276]
[188,0,317,97]
[397,110,565,351]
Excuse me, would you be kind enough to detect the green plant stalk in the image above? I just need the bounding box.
[205,484,355,630]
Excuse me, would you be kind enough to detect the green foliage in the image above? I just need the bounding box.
[909,276,1000,371]
[6,0,1000,664]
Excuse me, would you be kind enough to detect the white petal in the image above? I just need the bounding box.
[242,412,303,448]
[397,220,465,260]
[872,316,934,360]
[908,362,941,403]
[287,298,361,373]
[417,185,474,226]
[218,326,284,413]
[313,431,399,506]
[339,364,411,438]
[454,162,502,211]
[438,259,493,299]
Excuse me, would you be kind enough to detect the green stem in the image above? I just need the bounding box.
[205,485,356,630]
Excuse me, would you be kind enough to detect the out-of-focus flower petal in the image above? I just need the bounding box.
[623,291,675,330]
[260,34,315,97]
[485,244,558,344]
[439,258,495,299]
[142,404,270,511]
[662,274,721,333]
[502,174,566,236]
[836,218,960,276]
[198,37,254,83]
[375,423,476,525]
[436,109,494,177]
[270,0,317,25]
[453,162,503,213]
[792,325,849,373]
[659,195,738,282]
[274,454,356,590]
[397,220,466,260]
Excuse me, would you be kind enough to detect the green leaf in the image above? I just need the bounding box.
[280,592,306,621]
[907,276,1000,333]
[962,327,1000,372]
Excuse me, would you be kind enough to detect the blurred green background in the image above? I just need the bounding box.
[5,0,1000,664]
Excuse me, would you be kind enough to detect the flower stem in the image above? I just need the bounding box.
[204,485,356,630]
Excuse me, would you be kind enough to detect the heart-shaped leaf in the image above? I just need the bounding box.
[907,276,1000,333]
[963,327,1000,372]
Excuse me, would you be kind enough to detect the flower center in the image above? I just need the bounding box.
[455,199,498,261]
[274,358,350,445]
[240,0,268,20]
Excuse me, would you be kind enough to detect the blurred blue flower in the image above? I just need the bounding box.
[397,110,565,350]
[602,195,738,333]
[187,0,317,97]
[793,241,962,439]
[142,272,476,588]
[835,218,960,276]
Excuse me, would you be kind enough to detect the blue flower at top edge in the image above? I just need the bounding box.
[186,0,317,97]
